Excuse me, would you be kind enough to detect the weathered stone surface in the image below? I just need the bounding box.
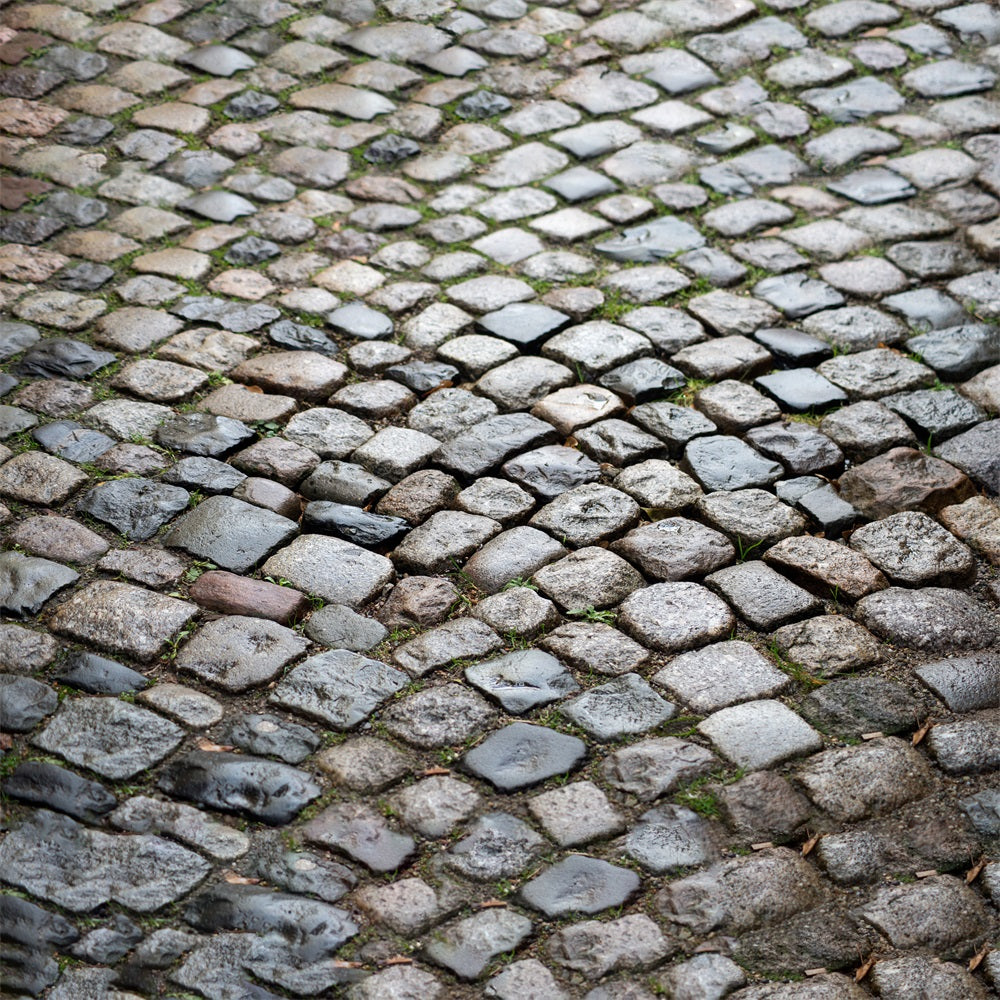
[0,809,209,914]
[464,722,586,790]
[34,697,183,779]
[860,876,993,957]
[272,650,408,729]
[0,551,78,617]
[797,738,933,821]
[857,587,1000,652]
[764,535,888,600]
[158,751,320,825]
[164,495,298,573]
[699,700,822,771]
[547,914,671,980]
[49,581,195,662]
[771,615,882,674]
[262,534,394,608]
[838,447,975,518]
[619,581,735,652]
[465,649,578,714]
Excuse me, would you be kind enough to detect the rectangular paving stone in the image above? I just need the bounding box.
[49,580,196,662]
[163,495,298,574]
[698,699,822,771]
[262,534,394,608]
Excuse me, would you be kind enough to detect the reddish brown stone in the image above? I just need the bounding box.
[231,350,348,401]
[189,570,309,625]
[230,437,320,487]
[378,576,458,628]
[0,34,51,66]
[0,175,52,210]
[838,447,976,520]
[375,469,460,525]
[232,476,302,520]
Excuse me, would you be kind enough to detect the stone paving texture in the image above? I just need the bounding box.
[0,0,999,996]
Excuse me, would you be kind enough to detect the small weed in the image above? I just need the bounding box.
[502,577,538,592]
[735,535,765,561]
[766,638,826,687]
[183,559,216,583]
[567,606,617,625]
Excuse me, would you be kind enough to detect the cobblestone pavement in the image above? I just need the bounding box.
[2,0,1000,995]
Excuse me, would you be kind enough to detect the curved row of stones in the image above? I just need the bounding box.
[1,0,999,996]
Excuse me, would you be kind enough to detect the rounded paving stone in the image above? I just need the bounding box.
[463,722,586,791]
[618,582,736,653]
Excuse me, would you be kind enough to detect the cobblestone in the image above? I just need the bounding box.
[2,0,999,993]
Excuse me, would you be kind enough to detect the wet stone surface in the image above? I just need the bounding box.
[3,0,1000,995]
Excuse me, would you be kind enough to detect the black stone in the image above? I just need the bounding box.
[14,338,116,379]
[801,676,927,738]
[594,216,705,263]
[754,327,833,367]
[54,115,114,146]
[327,302,393,340]
[755,368,848,413]
[0,213,64,244]
[57,262,115,291]
[455,90,512,119]
[384,360,459,394]
[364,134,420,164]
[157,751,321,824]
[225,235,281,265]
[600,357,686,404]
[56,651,150,695]
[220,713,322,764]
[476,302,571,348]
[268,319,338,355]
[3,761,116,821]
[684,435,784,491]
[156,412,256,457]
[303,500,410,547]
[502,445,601,500]
[162,456,248,492]
[0,552,78,617]
[0,894,78,948]
[224,90,280,119]
[519,855,640,917]
[0,321,39,360]
[77,477,191,540]
[32,420,115,462]
[0,674,58,731]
